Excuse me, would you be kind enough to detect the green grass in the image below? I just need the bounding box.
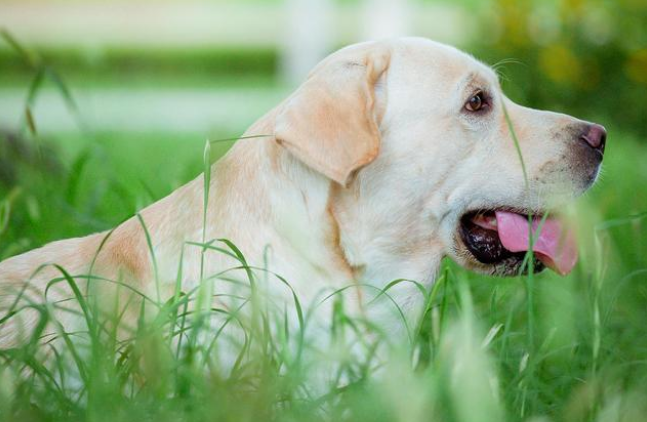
[2,32,647,422]
[0,131,224,254]
[1,124,646,422]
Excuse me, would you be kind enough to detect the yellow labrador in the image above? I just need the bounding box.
[0,37,606,347]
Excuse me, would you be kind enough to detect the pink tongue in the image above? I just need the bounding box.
[495,211,578,275]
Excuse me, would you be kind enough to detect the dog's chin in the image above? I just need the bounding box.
[451,209,546,277]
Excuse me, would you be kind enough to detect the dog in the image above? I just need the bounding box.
[0,37,606,350]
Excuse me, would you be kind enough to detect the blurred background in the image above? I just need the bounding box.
[0,0,644,256]
[2,2,647,419]
[2,0,646,135]
[0,0,646,257]
[1,0,646,259]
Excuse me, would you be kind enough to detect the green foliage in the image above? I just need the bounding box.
[2,118,647,422]
[2,17,647,422]
[0,45,278,89]
[471,0,647,136]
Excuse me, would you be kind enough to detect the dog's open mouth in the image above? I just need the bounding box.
[459,210,578,275]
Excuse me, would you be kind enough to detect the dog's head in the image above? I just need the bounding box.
[274,38,605,278]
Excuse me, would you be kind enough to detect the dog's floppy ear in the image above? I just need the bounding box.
[274,44,391,187]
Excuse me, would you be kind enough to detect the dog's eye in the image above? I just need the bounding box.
[465,91,486,112]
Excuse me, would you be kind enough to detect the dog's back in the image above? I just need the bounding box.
[0,234,105,347]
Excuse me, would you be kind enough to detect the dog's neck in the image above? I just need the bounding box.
[143,110,444,328]
[202,113,443,319]
[203,128,358,298]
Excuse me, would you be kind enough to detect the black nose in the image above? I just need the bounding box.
[580,123,607,154]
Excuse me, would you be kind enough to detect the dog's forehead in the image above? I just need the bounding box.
[392,38,498,89]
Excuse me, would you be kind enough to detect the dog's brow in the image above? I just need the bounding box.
[460,72,490,94]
